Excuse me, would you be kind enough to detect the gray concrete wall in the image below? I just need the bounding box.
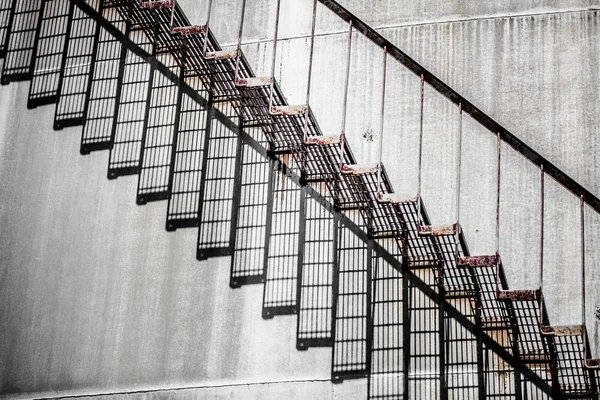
[1,1,600,398]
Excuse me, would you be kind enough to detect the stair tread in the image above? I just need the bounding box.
[271,104,307,116]
[236,76,273,87]
[341,162,378,175]
[205,49,238,60]
[304,134,342,145]
[417,223,456,236]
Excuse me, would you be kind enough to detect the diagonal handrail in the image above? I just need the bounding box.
[72,1,554,394]
[318,0,600,215]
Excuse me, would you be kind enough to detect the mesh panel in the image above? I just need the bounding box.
[27,0,71,108]
[0,0,43,84]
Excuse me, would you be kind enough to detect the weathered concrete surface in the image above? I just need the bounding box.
[1,1,600,398]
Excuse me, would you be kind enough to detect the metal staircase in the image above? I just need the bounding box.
[1,0,599,398]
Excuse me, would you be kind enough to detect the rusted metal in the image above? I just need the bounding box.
[417,224,456,237]
[497,288,540,301]
[317,0,600,216]
[270,104,307,116]
[204,49,237,61]
[171,25,206,35]
[304,134,341,146]
[376,192,415,205]
[586,358,600,369]
[235,76,273,87]
[540,324,584,337]
[139,0,172,10]
[456,255,498,268]
[340,162,378,175]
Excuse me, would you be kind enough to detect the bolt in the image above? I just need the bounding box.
[596,307,600,321]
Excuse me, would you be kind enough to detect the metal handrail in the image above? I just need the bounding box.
[317,0,600,215]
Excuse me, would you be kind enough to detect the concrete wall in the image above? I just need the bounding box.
[1,1,600,398]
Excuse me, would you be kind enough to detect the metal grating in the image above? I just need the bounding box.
[520,363,553,400]
[136,51,181,204]
[27,0,72,109]
[406,265,442,398]
[394,201,438,268]
[368,238,404,399]
[165,76,208,230]
[107,27,153,178]
[229,126,271,288]
[196,101,240,260]
[262,155,303,318]
[0,0,43,85]
[444,295,480,399]
[482,329,518,398]
[332,210,372,382]
[469,263,511,330]
[551,332,594,397]
[80,2,126,153]
[53,0,99,130]
[0,0,13,59]
[296,182,335,349]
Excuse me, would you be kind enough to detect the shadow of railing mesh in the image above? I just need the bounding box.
[262,155,303,318]
[27,0,72,109]
[4,1,600,398]
[1,0,43,85]
[80,2,127,153]
[368,237,404,399]
[297,182,335,349]
[165,76,209,230]
[136,51,181,204]
[332,210,371,382]
[107,26,153,178]
[229,126,271,287]
[53,0,99,130]
[0,0,13,59]
[196,100,239,259]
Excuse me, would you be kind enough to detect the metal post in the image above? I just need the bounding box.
[233,0,246,83]
[201,0,213,56]
[417,75,425,225]
[539,165,545,325]
[495,133,501,278]
[303,0,318,142]
[268,0,282,111]
[580,195,585,326]
[455,103,462,259]
[338,21,352,170]
[376,47,387,196]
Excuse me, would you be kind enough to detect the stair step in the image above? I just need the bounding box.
[236,76,272,87]
[205,49,237,60]
[457,255,498,267]
[540,324,584,336]
[304,134,342,145]
[139,0,173,9]
[341,162,378,175]
[586,358,600,368]
[417,224,456,236]
[270,104,307,116]
[497,288,540,301]
[171,25,206,35]
[376,192,416,204]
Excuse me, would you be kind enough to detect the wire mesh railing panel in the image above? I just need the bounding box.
[27,0,71,109]
[482,329,518,399]
[332,210,371,381]
[136,52,180,204]
[521,363,553,400]
[0,0,13,59]
[395,201,438,267]
[107,27,153,178]
[262,155,303,318]
[511,299,550,363]
[53,0,99,129]
[407,266,442,399]
[552,333,593,397]
[471,264,511,330]
[196,101,239,259]
[166,77,208,230]
[229,126,270,288]
[296,182,335,349]
[80,3,126,153]
[0,0,43,85]
[445,296,480,399]
[368,238,404,400]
